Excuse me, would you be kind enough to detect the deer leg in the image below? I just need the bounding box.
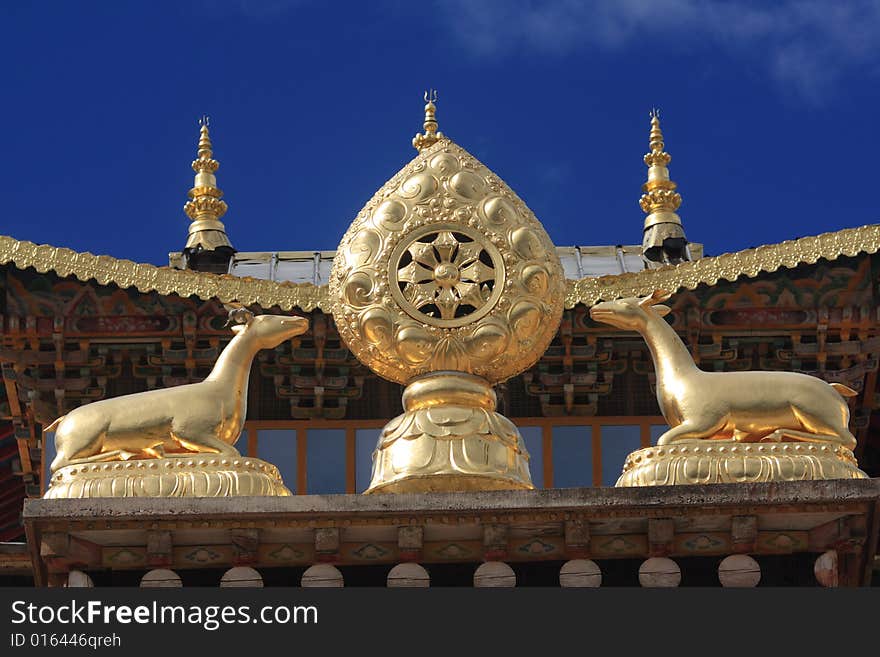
[765,427,855,448]
[656,418,726,445]
[733,428,778,442]
[50,418,107,472]
[54,449,138,469]
[142,445,166,458]
[732,429,751,442]
[789,406,857,450]
[170,431,240,457]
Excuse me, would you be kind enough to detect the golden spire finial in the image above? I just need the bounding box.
[183,116,233,253]
[412,89,445,152]
[640,108,679,214]
[640,109,689,267]
[648,107,665,153]
[196,115,214,163]
[183,115,232,253]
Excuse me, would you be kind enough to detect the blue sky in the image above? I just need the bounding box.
[2,1,879,265]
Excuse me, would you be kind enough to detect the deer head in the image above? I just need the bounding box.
[232,313,309,348]
[589,290,672,330]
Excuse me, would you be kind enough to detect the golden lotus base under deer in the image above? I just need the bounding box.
[365,372,534,494]
[616,441,868,487]
[44,457,291,499]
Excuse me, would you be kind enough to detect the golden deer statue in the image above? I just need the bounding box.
[47,311,308,474]
[589,290,858,449]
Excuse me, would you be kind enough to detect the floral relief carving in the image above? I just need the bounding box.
[328,138,566,385]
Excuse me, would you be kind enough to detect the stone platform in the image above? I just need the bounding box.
[22,479,880,586]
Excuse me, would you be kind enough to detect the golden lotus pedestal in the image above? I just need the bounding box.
[44,456,291,499]
[365,372,534,494]
[616,441,868,487]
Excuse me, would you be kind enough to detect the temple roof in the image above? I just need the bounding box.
[224,244,705,285]
[1,224,878,311]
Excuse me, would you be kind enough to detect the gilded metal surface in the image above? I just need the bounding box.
[43,311,308,497]
[640,111,689,267]
[45,457,291,499]
[640,110,682,231]
[0,234,327,311]
[329,137,565,385]
[389,224,505,328]
[330,100,563,493]
[184,117,233,252]
[412,89,443,152]
[565,223,880,308]
[367,372,533,493]
[589,290,868,485]
[617,442,866,486]
[591,290,860,447]
[4,223,879,313]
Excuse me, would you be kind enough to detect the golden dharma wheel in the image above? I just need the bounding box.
[329,139,565,386]
[329,125,565,494]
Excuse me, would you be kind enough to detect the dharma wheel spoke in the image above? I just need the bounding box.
[455,282,487,309]
[453,241,483,267]
[435,287,458,319]
[404,281,439,309]
[397,261,434,284]
[393,228,501,324]
[460,260,494,284]
[407,242,438,267]
[431,231,459,262]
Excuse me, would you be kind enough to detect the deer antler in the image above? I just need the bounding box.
[223,305,254,328]
[638,289,672,308]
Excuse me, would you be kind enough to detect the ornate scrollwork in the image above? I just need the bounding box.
[327,133,566,493]
[565,223,880,309]
[328,138,566,385]
[0,235,327,312]
[2,224,879,317]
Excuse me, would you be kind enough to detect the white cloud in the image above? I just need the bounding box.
[437,0,880,102]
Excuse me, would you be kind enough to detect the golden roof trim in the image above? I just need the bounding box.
[0,235,327,312]
[1,223,878,313]
[565,223,880,308]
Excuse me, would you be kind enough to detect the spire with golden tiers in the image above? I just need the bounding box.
[183,116,233,253]
[412,89,444,152]
[640,109,689,267]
